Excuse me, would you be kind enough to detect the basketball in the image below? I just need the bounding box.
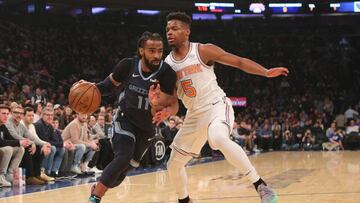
[68,81,101,114]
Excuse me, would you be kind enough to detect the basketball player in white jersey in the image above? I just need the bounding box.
[150,12,288,203]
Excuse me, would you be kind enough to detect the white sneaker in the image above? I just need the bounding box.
[0,175,11,187]
[5,173,13,183]
[257,183,278,203]
[89,167,103,174]
[70,166,82,174]
[80,162,89,173]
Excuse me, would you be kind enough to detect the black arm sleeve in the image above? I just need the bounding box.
[96,77,117,96]
[158,63,177,96]
[96,58,132,96]
[111,58,133,82]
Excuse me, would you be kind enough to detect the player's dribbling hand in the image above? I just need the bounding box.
[152,107,171,126]
[72,79,95,87]
[266,67,289,78]
[148,84,161,107]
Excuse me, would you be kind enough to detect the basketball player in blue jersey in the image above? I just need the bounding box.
[150,12,289,203]
[87,32,178,203]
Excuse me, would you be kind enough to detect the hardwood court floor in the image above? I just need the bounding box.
[0,151,359,203]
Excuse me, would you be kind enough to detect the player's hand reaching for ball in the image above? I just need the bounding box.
[152,107,171,126]
[72,79,95,87]
[148,84,161,107]
[265,67,289,78]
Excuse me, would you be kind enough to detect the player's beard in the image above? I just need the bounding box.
[144,57,160,72]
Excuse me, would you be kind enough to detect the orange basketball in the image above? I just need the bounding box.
[68,81,101,114]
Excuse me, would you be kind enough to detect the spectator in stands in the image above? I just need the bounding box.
[46,102,54,109]
[344,119,360,150]
[239,120,254,153]
[272,121,282,150]
[34,102,43,123]
[302,129,315,150]
[0,104,29,187]
[104,113,112,126]
[54,104,65,129]
[63,106,74,128]
[56,93,66,106]
[291,121,303,150]
[260,123,272,151]
[312,119,326,148]
[326,122,337,139]
[162,118,177,147]
[335,113,346,130]
[175,120,183,131]
[94,114,113,169]
[246,129,256,153]
[345,106,359,123]
[17,85,31,105]
[34,107,65,178]
[31,87,46,105]
[282,129,293,150]
[21,107,54,182]
[61,113,98,174]
[88,115,110,172]
[88,115,104,140]
[231,122,245,147]
[161,118,177,160]
[323,97,334,116]
[96,115,111,137]
[323,122,344,151]
[52,116,74,177]
[346,119,359,135]
[6,105,51,185]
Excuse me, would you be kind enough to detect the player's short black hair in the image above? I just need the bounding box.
[137,31,163,57]
[166,12,192,27]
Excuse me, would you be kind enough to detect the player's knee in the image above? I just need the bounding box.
[113,155,132,168]
[208,133,224,150]
[208,122,231,150]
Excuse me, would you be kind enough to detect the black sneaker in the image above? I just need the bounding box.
[50,172,61,178]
